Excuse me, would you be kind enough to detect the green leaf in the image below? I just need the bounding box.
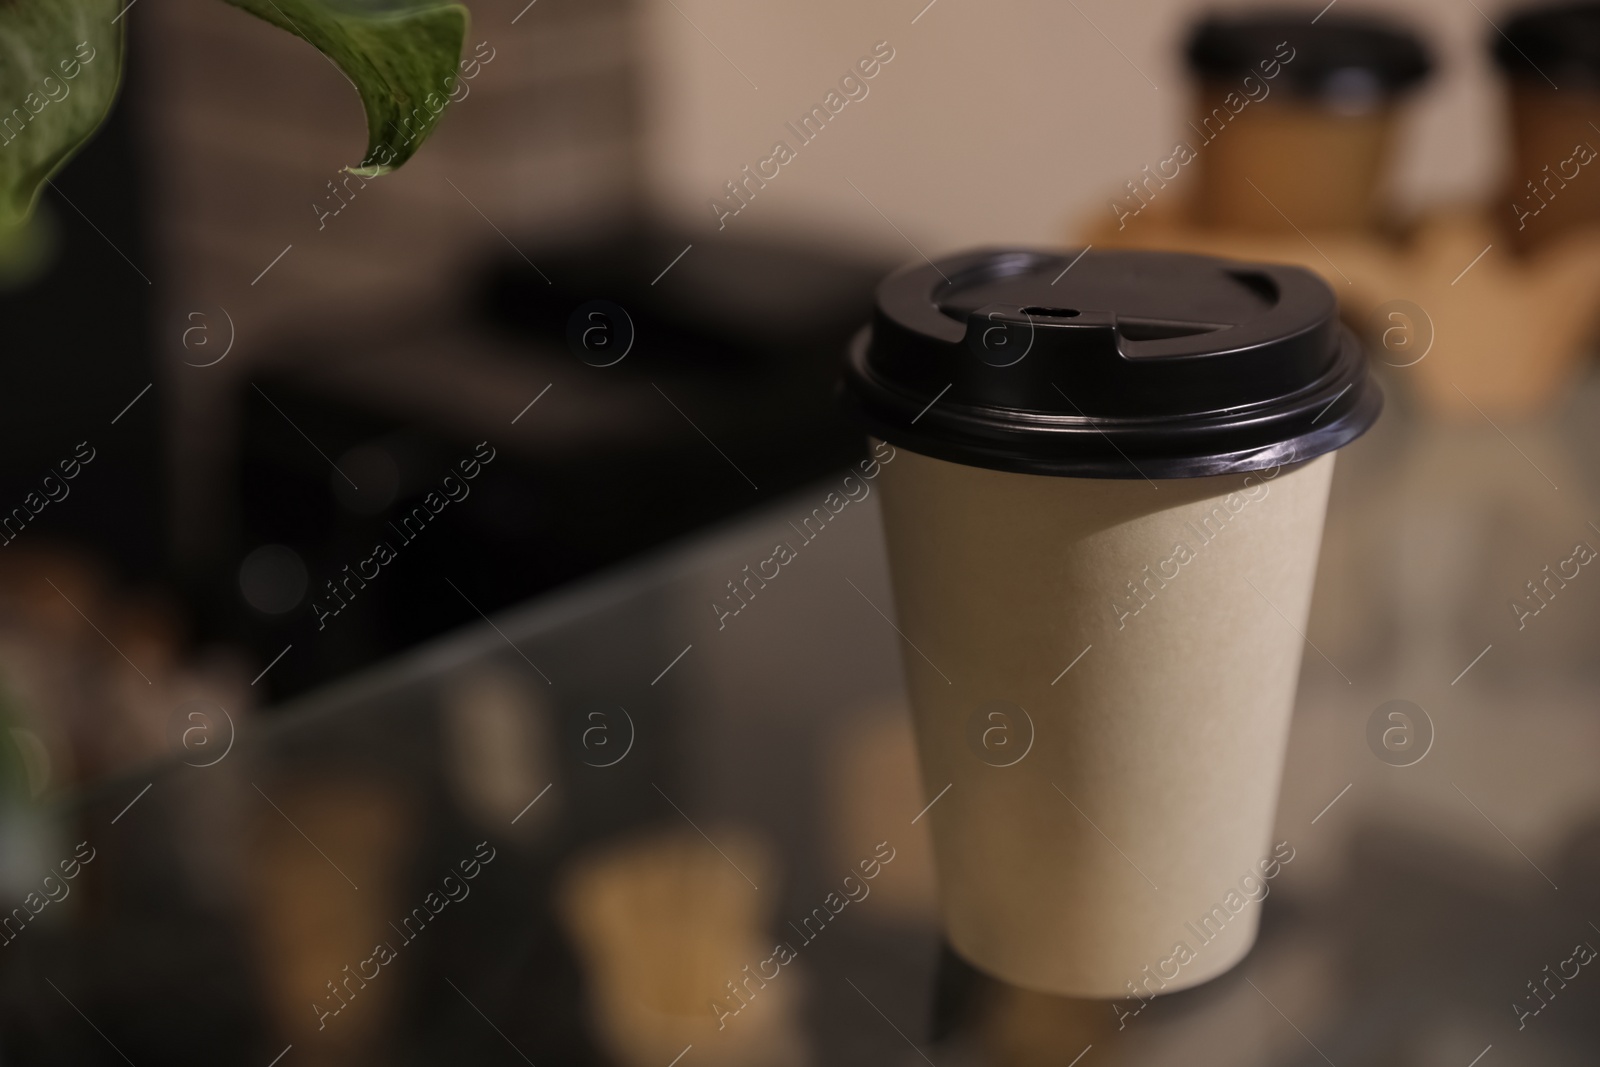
[0,0,465,229]
[223,0,470,175]
[0,2,124,227]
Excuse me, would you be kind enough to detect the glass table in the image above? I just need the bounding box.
[7,367,1600,1066]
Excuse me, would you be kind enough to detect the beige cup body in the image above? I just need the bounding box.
[873,443,1335,997]
[1190,87,1393,232]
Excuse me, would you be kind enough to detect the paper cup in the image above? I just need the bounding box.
[1504,83,1600,250]
[1182,11,1431,233]
[876,442,1332,995]
[841,248,1381,997]
[1492,6,1600,251]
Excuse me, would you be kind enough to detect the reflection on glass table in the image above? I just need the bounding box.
[5,366,1600,1066]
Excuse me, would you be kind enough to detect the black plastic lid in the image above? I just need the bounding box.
[1186,9,1432,103]
[840,248,1382,480]
[1493,3,1600,88]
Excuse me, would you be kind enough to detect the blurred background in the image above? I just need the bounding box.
[0,0,1555,742]
[2,0,1600,1063]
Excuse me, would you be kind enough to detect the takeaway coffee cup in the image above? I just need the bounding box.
[1492,3,1600,251]
[1184,11,1431,232]
[841,249,1381,997]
